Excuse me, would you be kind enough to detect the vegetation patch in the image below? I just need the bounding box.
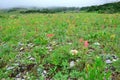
[0,12,120,80]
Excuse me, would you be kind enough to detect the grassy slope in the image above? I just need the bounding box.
[0,12,120,79]
[81,1,120,13]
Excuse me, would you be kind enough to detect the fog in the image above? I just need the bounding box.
[0,0,119,9]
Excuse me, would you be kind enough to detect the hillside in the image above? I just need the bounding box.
[81,1,120,13]
[1,2,120,14]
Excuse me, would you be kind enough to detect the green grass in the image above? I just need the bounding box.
[0,12,120,80]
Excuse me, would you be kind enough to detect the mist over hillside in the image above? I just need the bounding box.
[0,0,119,9]
[0,1,118,14]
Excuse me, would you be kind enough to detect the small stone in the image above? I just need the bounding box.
[23,75,27,79]
[76,58,80,62]
[68,42,72,45]
[1,78,5,80]
[7,66,14,70]
[87,49,94,54]
[27,43,34,48]
[47,46,53,52]
[18,42,24,46]
[43,70,47,74]
[112,59,118,62]
[42,70,47,77]
[20,47,24,51]
[29,57,35,61]
[112,55,118,59]
[51,41,56,46]
[16,73,21,78]
[15,78,22,80]
[94,42,100,46]
[106,59,112,64]
[70,61,75,68]
[76,59,79,62]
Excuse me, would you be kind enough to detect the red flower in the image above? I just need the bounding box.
[84,41,89,48]
[47,34,54,38]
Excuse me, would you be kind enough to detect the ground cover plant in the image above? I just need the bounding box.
[0,12,120,80]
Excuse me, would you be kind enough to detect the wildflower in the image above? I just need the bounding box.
[110,34,115,39]
[70,49,78,55]
[79,38,84,43]
[85,64,91,72]
[47,34,54,38]
[84,41,89,48]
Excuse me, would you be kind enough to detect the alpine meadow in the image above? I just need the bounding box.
[0,1,120,80]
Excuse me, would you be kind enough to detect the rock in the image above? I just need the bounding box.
[20,47,24,52]
[50,41,56,46]
[106,59,112,64]
[106,54,118,62]
[112,59,118,62]
[28,56,35,61]
[70,61,75,68]
[16,73,21,78]
[15,78,25,80]
[76,58,80,62]
[15,78,21,80]
[47,46,53,52]
[1,78,5,80]
[42,70,47,77]
[6,66,14,70]
[94,42,100,46]
[87,49,94,54]
[112,55,118,59]
[27,43,34,48]
[43,70,47,74]
[18,42,24,47]
[67,42,72,45]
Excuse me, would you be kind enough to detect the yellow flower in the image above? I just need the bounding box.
[110,34,116,39]
[85,64,91,72]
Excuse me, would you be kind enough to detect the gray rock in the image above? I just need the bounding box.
[6,66,14,70]
[70,61,75,68]
[106,59,112,64]
[20,47,24,51]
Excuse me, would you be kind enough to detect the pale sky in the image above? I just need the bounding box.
[0,0,119,9]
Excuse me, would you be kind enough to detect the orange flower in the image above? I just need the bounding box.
[84,41,89,48]
[47,34,54,38]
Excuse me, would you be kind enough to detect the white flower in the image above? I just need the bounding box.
[70,50,78,55]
